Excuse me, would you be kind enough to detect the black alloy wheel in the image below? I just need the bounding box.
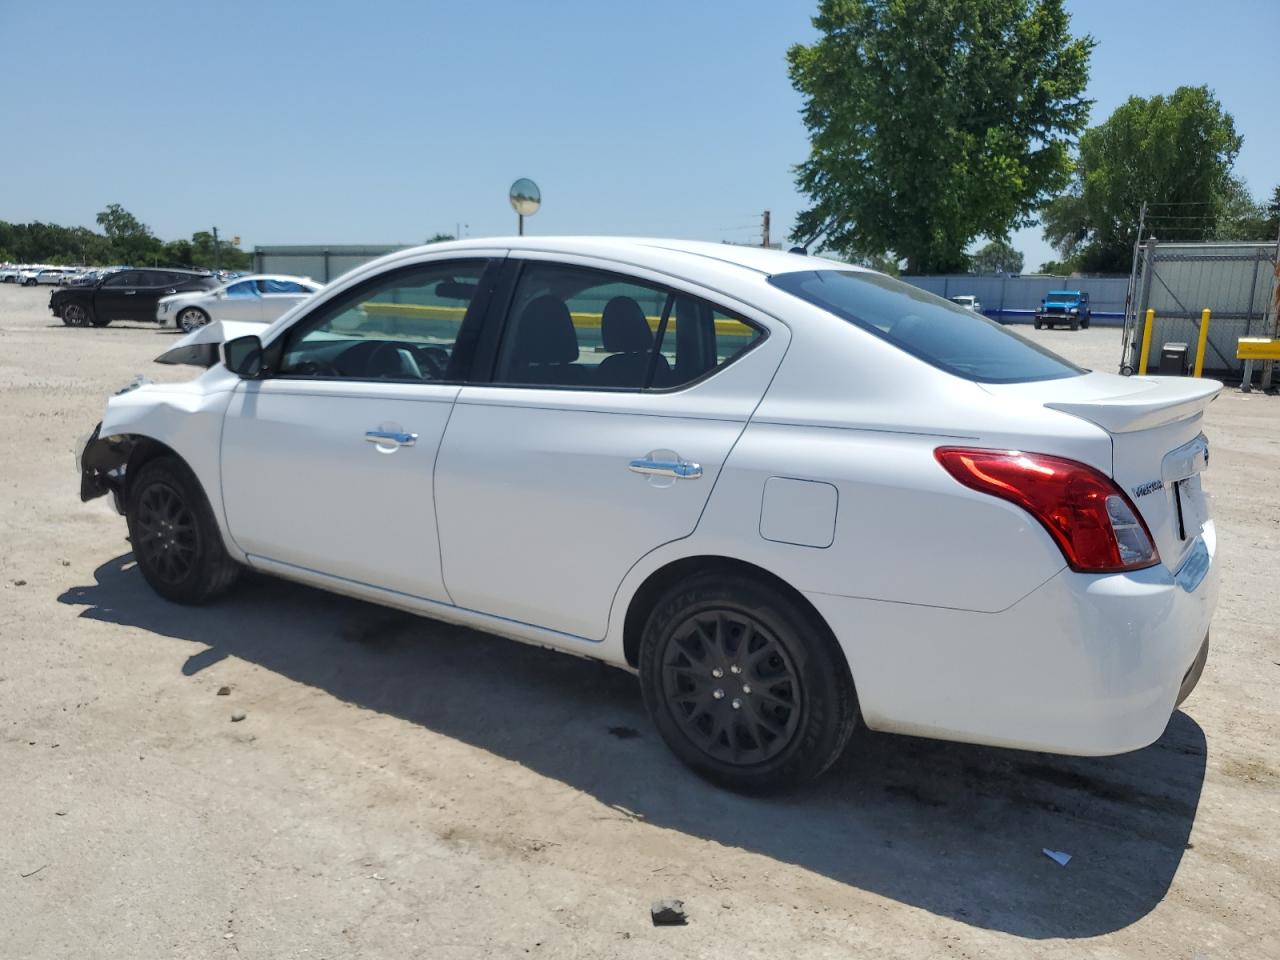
[132,480,200,586]
[639,571,859,792]
[125,456,240,604]
[660,609,802,766]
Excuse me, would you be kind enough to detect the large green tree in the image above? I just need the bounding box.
[1040,86,1244,272]
[96,203,162,264]
[969,238,1025,273]
[788,0,1092,273]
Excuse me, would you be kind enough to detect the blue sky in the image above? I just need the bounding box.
[4,0,1277,271]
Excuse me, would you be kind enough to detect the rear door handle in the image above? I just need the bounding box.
[629,457,702,479]
[365,430,417,450]
[124,290,137,295]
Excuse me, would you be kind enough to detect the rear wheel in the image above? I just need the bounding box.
[638,571,858,792]
[125,456,240,604]
[1070,319,1079,331]
[1034,319,1042,330]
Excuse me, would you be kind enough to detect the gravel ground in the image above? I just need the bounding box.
[2,283,1278,959]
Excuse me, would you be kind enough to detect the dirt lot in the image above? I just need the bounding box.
[2,282,1278,959]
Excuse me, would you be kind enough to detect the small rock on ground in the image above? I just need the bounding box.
[230,710,247,722]
[650,898,687,926]
[217,686,231,696]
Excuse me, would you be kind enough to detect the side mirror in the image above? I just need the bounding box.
[223,334,264,378]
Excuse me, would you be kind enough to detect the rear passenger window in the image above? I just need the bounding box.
[492,263,764,390]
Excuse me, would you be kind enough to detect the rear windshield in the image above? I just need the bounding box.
[770,270,1083,383]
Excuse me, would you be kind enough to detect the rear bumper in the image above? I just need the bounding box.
[807,521,1218,756]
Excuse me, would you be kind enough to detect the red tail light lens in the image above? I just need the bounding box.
[934,447,1159,573]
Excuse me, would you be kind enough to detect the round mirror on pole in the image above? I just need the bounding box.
[509,178,541,236]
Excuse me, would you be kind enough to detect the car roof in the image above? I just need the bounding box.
[1047,289,1081,296]
[413,236,856,278]
[228,273,319,284]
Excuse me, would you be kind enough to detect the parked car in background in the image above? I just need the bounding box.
[50,268,219,327]
[157,274,323,332]
[948,294,983,314]
[18,268,43,285]
[1036,290,1091,330]
[36,267,76,285]
[0,266,21,283]
[77,238,1218,791]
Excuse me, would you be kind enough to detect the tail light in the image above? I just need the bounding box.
[934,447,1159,573]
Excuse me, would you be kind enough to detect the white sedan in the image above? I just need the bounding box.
[78,238,1218,791]
[157,274,322,332]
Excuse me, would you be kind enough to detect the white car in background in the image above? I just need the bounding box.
[36,267,76,285]
[78,237,1218,791]
[949,294,983,313]
[157,274,322,332]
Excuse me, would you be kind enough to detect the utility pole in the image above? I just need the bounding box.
[762,210,771,249]
[212,226,220,272]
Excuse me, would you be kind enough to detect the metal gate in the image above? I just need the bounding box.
[1121,240,1278,377]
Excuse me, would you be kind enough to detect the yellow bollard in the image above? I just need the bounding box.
[1138,308,1156,375]
[1194,308,1211,377]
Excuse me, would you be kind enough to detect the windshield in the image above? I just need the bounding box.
[770,270,1083,383]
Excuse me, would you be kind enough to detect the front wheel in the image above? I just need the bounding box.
[61,302,92,327]
[638,571,859,792]
[125,456,240,604]
[177,307,210,333]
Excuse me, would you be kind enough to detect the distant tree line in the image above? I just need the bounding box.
[0,204,252,271]
[789,1,1278,277]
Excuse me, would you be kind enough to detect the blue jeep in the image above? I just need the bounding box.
[1035,290,1090,330]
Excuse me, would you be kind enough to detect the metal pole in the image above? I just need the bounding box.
[518,214,524,237]
[1194,309,1211,377]
[762,210,771,248]
[212,226,220,272]
[1120,202,1147,368]
[1133,237,1158,372]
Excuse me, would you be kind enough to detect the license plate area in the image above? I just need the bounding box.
[1174,474,1206,541]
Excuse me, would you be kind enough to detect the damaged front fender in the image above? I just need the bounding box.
[78,422,134,506]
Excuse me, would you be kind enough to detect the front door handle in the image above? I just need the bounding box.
[124,290,137,295]
[629,456,702,479]
[365,429,417,450]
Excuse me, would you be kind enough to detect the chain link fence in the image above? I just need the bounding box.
[1121,240,1278,378]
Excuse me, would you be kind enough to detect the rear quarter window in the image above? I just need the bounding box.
[770,270,1083,384]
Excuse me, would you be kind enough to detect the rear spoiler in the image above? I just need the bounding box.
[154,320,263,368]
[1045,376,1222,433]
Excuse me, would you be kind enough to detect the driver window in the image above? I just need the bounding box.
[277,260,487,382]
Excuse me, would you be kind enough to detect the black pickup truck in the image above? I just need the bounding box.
[50,268,219,327]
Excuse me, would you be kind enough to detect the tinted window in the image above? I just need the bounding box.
[493,262,764,390]
[770,270,1082,383]
[276,260,487,382]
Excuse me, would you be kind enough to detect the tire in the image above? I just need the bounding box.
[177,306,210,333]
[1082,317,1091,329]
[61,302,92,327]
[1069,319,1079,331]
[638,571,859,792]
[24,278,36,286]
[1034,319,1042,330]
[125,456,240,605]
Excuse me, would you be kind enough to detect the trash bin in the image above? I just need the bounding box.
[1158,342,1189,376]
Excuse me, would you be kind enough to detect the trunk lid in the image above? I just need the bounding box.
[984,372,1221,569]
